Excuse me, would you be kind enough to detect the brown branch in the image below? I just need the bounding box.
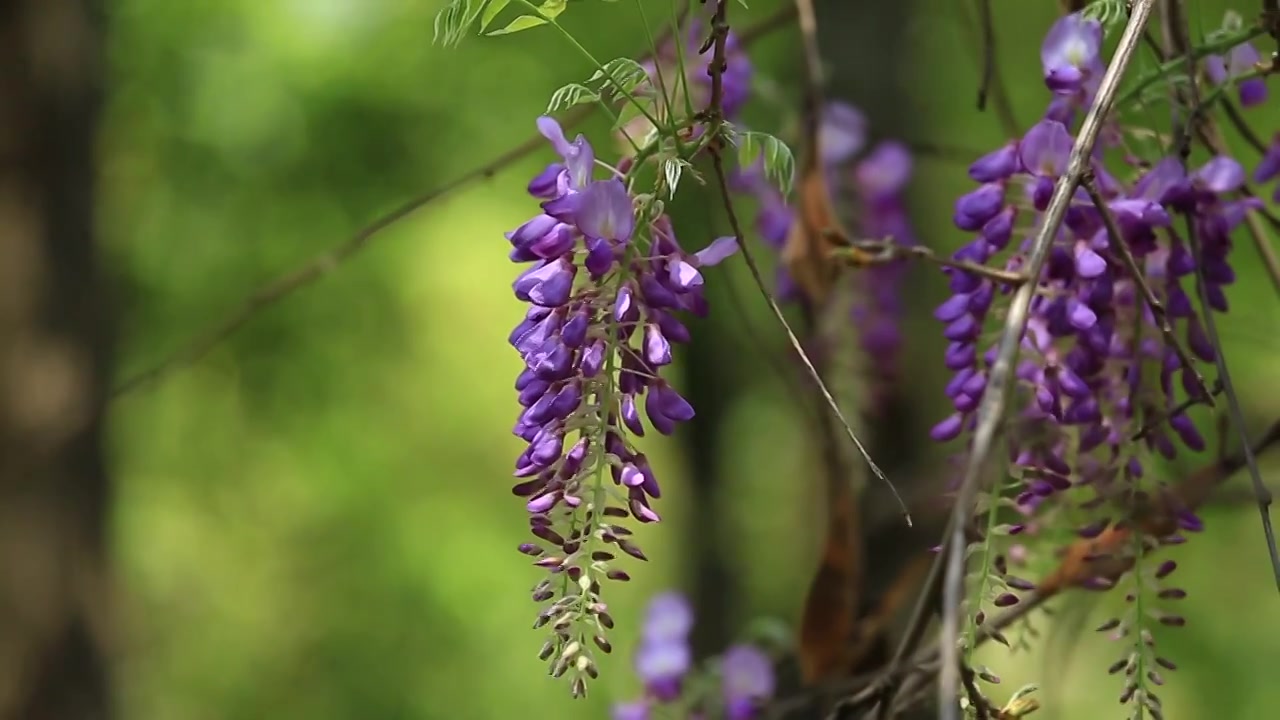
[831,237,1029,287]
[111,3,801,399]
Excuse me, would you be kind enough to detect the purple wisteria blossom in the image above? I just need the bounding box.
[921,23,1259,707]
[613,592,776,719]
[1204,38,1269,108]
[509,117,738,695]
[720,645,776,720]
[1041,12,1105,119]
[926,22,1251,690]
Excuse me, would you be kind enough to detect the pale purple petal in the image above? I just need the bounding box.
[694,236,740,266]
[576,179,635,242]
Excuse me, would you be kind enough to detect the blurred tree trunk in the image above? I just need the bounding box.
[0,1,114,719]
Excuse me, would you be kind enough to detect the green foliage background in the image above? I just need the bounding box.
[103,1,1280,718]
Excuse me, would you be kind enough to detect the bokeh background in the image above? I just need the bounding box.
[100,0,1280,718]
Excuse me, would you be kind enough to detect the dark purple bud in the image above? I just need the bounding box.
[930,413,965,442]
[935,293,971,322]
[584,236,614,277]
[944,342,977,370]
[1255,134,1280,184]
[953,183,1006,231]
[981,208,1015,250]
[944,314,980,341]
[993,593,1019,608]
[969,142,1019,182]
[561,308,590,348]
[639,272,678,309]
[1154,560,1177,579]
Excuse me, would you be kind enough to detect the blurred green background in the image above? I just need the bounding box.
[101,0,1280,718]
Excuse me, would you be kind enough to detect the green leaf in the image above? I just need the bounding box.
[488,14,549,36]
[479,0,511,31]
[433,0,493,47]
[546,83,601,113]
[537,0,568,19]
[1081,0,1127,29]
[730,130,795,196]
[588,57,651,98]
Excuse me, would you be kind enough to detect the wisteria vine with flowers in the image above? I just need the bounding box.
[428,0,1280,717]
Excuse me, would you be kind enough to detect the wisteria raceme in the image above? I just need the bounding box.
[928,8,1275,708]
[508,116,738,696]
[731,101,921,402]
[612,592,776,720]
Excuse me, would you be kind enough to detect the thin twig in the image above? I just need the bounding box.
[1265,0,1280,53]
[793,0,825,136]
[831,237,1029,287]
[936,3,1158,717]
[1131,377,1223,441]
[1220,98,1269,153]
[111,3,800,399]
[701,0,910,523]
[959,0,1019,137]
[959,665,992,720]
[1080,174,1213,403]
[975,0,995,116]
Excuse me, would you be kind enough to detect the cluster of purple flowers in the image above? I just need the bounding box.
[930,10,1262,526]
[612,593,776,720]
[928,8,1274,706]
[508,115,740,694]
[731,101,920,403]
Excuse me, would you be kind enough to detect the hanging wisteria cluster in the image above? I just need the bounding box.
[928,9,1274,715]
[503,15,759,699]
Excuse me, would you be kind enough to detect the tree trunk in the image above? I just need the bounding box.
[0,1,113,718]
